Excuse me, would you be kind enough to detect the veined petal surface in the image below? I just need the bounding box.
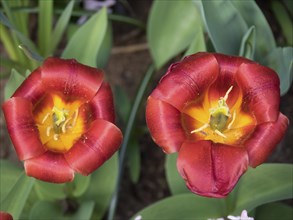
[24,151,74,183]
[65,119,122,175]
[245,113,289,167]
[2,97,46,160]
[41,57,104,100]
[146,97,186,153]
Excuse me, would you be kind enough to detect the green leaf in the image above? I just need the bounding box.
[38,0,53,56]
[34,180,67,201]
[71,174,91,198]
[51,0,74,53]
[254,202,293,220]
[184,25,206,56]
[96,22,113,68]
[29,200,95,220]
[0,160,22,200]
[271,1,293,46]
[62,8,108,67]
[239,26,256,59]
[131,194,226,219]
[262,47,293,95]
[113,86,131,123]
[127,138,141,183]
[201,0,248,55]
[165,154,189,195]
[4,69,26,100]
[1,172,35,219]
[82,154,118,220]
[232,164,293,214]
[148,0,202,69]
[231,0,276,59]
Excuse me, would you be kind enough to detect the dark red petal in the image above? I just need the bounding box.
[235,63,280,123]
[177,140,248,198]
[207,54,252,107]
[41,57,104,100]
[89,82,115,123]
[13,68,45,104]
[2,97,46,160]
[0,212,13,220]
[151,52,219,111]
[64,119,122,175]
[246,113,289,167]
[24,151,74,183]
[146,96,186,153]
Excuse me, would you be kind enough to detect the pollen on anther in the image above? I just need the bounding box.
[53,134,59,141]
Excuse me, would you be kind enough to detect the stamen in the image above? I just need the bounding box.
[53,134,59,141]
[71,109,79,127]
[223,86,233,101]
[215,129,227,138]
[228,111,236,129]
[46,126,52,137]
[62,118,71,133]
[42,113,50,124]
[191,123,209,134]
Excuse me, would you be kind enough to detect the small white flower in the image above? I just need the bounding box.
[227,210,254,220]
[134,215,142,220]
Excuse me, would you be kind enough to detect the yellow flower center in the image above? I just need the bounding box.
[33,93,87,153]
[182,86,256,145]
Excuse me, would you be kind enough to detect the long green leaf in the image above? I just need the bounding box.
[232,164,293,214]
[107,65,156,220]
[231,0,276,59]
[165,153,189,195]
[239,26,256,59]
[96,22,113,68]
[82,154,118,220]
[1,172,35,219]
[184,25,206,56]
[38,0,53,56]
[51,0,74,53]
[62,8,107,67]
[4,69,26,100]
[262,47,293,95]
[0,160,22,201]
[131,194,226,219]
[271,1,293,45]
[201,0,248,55]
[254,202,293,220]
[29,200,95,220]
[148,0,201,69]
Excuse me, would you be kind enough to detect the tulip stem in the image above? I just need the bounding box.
[107,64,155,220]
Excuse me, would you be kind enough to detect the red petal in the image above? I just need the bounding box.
[151,52,219,111]
[207,54,252,107]
[24,151,74,183]
[177,140,248,198]
[235,63,280,123]
[2,97,46,160]
[64,119,122,175]
[246,113,289,167]
[0,212,13,220]
[146,96,186,153]
[41,57,104,100]
[89,82,115,123]
[13,68,45,104]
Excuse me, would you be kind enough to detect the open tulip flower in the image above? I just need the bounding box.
[2,57,123,183]
[146,52,289,198]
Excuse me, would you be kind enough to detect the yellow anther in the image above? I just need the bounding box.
[191,123,209,134]
[223,86,233,101]
[46,126,52,137]
[53,134,59,141]
[228,111,236,129]
[214,129,227,138]
[42,113,50,124]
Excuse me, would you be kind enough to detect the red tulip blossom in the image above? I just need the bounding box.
[2,57,123,183]
[0,212,13,220]
[146,52,289,198]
